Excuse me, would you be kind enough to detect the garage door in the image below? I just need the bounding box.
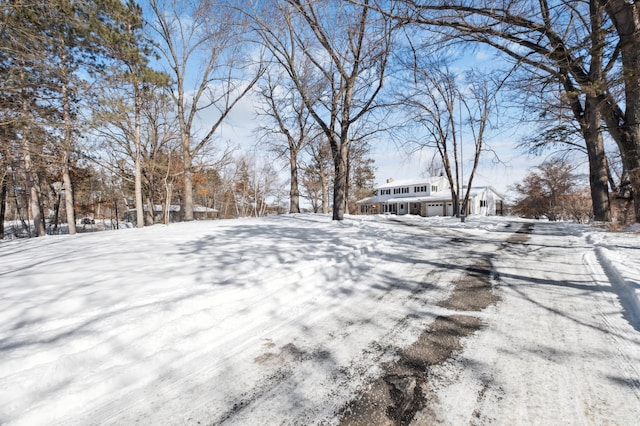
[446,202,454,216]
[427,203,443,217]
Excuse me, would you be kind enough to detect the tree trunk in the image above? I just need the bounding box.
[182,143,194,221]
[61,80,77,235]
[62,152,76,234]
[19,82,46,237]
[600,0,640,222]
[0,174,6,239]
[134,83,145,228]
[584,97,611,221]
[51,183,61,232]
[145,195,154,225]
[24,147,45,237]
[345,148,351,215]
[289,151,300,214]
[332,142,349,220]
[321,173,329,214]
[163,154,173,225]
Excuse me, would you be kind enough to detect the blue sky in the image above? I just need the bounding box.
[218,90,535,201]
[371,132,532,198]
[142,1,548,201]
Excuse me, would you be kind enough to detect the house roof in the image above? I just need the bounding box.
[375,176,444,189]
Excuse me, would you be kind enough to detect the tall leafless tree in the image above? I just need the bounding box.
[400,63,463,216]
[255,68,319,214]
[400,62,503,216]
[384,0,619,221]
[148,0,263,221]
[249,0,395,220]
[598,0,640,222]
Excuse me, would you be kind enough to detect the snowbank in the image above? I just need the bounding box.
[589,229,640,325]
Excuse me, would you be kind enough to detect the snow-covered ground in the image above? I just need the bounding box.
[0,214,639,425]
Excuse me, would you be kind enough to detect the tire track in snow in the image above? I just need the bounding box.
[421,221,640,425]
[337,222,521,425]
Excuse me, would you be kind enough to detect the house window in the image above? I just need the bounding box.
[431,185,438,192]
[383,204,398,213]
[480,200,487,207]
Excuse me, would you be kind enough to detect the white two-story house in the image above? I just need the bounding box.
[357,176,504,217]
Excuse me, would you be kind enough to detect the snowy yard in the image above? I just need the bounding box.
[1,214,639,424]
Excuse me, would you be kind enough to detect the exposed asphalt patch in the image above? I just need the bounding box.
[506,223,534,244]
[438,258,498,312]
[338,222,533,425]
[339,257,497,426]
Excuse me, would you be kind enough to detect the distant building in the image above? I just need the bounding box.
[356,177,504,217]
[125,205,219,225]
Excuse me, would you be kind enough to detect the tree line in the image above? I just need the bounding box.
[2,0,639,238]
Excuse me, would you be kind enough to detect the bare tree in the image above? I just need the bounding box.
[598,0,640,222]
[148,0,263,221]
[459,69,505,215]
[425,152,444,177]
[400,58,503,217]
[388,0,618,221]
[91,84,178,227]
[249,0,395,220]
[255,68,318,213]
[220,154,281,218]
[400,63,463,216]
[512,157,590,222]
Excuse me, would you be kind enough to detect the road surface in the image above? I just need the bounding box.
[402,221,640,425]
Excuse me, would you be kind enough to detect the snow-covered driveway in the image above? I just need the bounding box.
[1,215,639,425]
[418,220,640,425]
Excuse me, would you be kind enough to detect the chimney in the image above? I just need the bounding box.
[386,178,394,183]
